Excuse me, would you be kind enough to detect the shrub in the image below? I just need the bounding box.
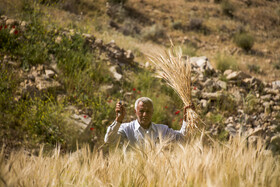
[244,93,259,114]
[215,53,238,72]
[221,0,235,17]
[234,32,255,52]
[189,18,203,30]
[180,44,197,57]
[273,59,280,70]
[107,0,128,4]
[247,64,261,74]
[142,24,165,42]
[171,21,184,30]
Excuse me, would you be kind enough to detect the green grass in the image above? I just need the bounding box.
[215,53,239,73]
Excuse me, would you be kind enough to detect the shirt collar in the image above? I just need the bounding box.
[135,120,156,132]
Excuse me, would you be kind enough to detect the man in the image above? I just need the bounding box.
[104,97,191,146]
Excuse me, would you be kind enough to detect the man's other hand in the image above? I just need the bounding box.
[115,101,126,123]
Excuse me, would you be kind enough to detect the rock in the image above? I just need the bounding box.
[225,124,237,136]
[264,88,279,95]
[109,65,122,81]
[272,81,280,89]
[189,56,215,75]
[35,77,61,91]
[7,61,21,68]
[273,106,280,111]
[5,18,17,25]
[261,94,271,101]
[201,91,223,100]
[216,80,227,90]
[99,84,115,94]
[200,99,208,108]
[45,69,55,78]
[124,50,134,61]
[223,69,233,76]
[226,71,251,80]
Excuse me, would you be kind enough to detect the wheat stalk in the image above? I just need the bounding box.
[148,46,200,131]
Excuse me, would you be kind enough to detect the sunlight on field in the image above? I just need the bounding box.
[1,138,279,187]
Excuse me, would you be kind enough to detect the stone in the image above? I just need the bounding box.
[216,80,227,90]
[226,71,251,80]
[223,69,232,76]
[272,81,280,89]
[264,88,279,95]
[261,94,272,101]
[45,69,55,78]
[6,18,17,25]
[200,99,208,108]
[189,56,215,75]
[225,124,237,136]
[201,92,223,100]
[124,50,134,61]
[100,84,115,94]
[109,65,122,81]
[35,77,61,91]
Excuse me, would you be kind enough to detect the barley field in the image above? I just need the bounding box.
[1,137,279,187]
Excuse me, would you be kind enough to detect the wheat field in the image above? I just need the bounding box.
[1,137,279,187]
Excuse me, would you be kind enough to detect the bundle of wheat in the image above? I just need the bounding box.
[149,47,199,132]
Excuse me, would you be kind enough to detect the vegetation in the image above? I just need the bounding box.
[1,138,280,186]
[234,32,255,52]
[215,53,238,73]
[0,0,280,185]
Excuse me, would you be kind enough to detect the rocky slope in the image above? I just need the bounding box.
[1,15,280,153]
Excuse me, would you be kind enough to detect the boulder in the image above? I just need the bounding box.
[226,71,251,80]
[201,91,223,100]
[109,65,122,81]
[272,81,280,89]
[189,56,215,75]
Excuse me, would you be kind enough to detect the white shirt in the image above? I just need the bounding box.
[104,119,188,146]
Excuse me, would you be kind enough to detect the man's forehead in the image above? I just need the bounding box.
[137,101,153,108]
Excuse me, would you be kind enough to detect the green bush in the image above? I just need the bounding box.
[142,24,165,42]
[247,64,261,74]
[107,0,128,4]
[221,0,235,17]
[234,32,255,51]
[215,53,238,73]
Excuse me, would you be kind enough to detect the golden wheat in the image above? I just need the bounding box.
[148,47,199,131]
[1,138,279,186]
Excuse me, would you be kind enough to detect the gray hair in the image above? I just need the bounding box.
[134,97,153,111]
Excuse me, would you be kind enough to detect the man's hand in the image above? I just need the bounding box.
[183,103,195,122]
[115,101,126,123]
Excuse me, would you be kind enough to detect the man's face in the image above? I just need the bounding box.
[135,101,154,129]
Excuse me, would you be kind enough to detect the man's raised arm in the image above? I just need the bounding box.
[104,101,126,144]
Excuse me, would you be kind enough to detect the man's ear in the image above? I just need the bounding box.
[134,109,136,114]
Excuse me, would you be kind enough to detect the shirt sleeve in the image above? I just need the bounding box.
[104,121,126,144]
[165,120,189,142]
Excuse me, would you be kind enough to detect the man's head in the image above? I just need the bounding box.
[134,97,154,129]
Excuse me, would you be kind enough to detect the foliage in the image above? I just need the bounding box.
[244,93,259,114]
[1,138,280,186]
[215,53,239,73]
[142,24,165,42]
[221,0,235,17]
[107,0,128,5]
[247,64,261,74]
[234,32,255,52]
[180,44,197,57]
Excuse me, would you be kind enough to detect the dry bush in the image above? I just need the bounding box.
[1,138,280,186]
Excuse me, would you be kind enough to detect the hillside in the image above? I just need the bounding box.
[0,0,280,152]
